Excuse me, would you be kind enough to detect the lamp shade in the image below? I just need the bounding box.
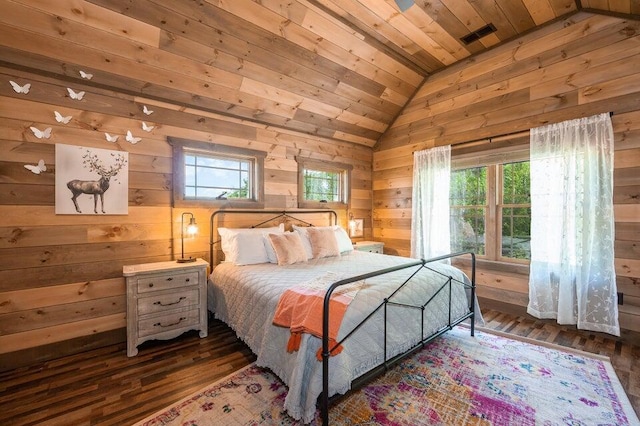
[186,217,198,236]
[178,212,198,263]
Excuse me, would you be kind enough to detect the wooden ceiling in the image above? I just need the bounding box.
[196,0,639,146]
[4,1,640,147]
[314,1,639,77]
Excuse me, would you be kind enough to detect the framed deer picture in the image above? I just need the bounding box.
[55,144,129,215]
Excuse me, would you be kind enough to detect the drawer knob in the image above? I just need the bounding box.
[148,283,154,288]
[154,317,186,328]
[166,277,173,281]
[153,296,186,307]
[185,278,190,282]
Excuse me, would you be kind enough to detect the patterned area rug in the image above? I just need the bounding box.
[134,326,639,425]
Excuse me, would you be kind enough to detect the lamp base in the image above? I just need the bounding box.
[177,256,197,263]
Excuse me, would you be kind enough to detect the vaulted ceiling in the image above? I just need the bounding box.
[183,0,637,146]
[7,1,639,147]
[314,1,639,76]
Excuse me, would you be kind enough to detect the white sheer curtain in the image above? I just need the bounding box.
[528,113,619,336]
[411,146,451,259]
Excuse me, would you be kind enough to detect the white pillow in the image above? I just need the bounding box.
[264,233,279,263]
[334,226,353,253]
[292,225,353,259]
[218,224,284,265]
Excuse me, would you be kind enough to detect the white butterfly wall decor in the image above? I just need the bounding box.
[9,80,30,94]
[54,111,72,124]
[24,159,47,174]
[143,105,154,115]
[126,130,141,144]
[79,70,93,80]
[30,126,52,139]
[105,133,119,143]
[67,88,85,100]
[141,122,154,132]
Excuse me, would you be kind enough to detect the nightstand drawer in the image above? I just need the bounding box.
[137,271,199,294]
[138,308,201,338]
[138,288,200,316]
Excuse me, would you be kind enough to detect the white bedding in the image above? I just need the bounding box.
[208,250,477,423]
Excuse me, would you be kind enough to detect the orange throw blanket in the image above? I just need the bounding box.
[272,272,364,361]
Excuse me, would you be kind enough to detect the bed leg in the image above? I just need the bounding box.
[322,340,329,424]
[471,313,475,337]
[470,251,476,337]
[321,383,329,426]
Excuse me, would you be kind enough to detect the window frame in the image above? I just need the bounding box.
[170,137,265,209]
[297,157,352,209]
[451,147,530,264]
[497,161,532,262]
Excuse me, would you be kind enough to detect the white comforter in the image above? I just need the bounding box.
[208,251,476,423]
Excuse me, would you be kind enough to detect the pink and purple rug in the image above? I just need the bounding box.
[135,326,638,425]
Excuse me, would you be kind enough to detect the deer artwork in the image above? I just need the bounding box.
[67,151,127,214]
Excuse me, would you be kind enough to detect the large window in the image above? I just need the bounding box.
[500,161,531,259]
[450,156,531,262]
[170,138,265,207]
[451,166,487,256]
[297,158,351,208]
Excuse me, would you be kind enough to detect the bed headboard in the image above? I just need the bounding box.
[209,209,338,267]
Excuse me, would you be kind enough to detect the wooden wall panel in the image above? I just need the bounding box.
[0,0,417,146]
[0,66,372,365]
[373,12,640,333]
[1,0,638,370]
[0,2,373,369]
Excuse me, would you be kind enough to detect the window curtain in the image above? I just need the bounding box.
[528,113,619,336]
[411,146,451,259]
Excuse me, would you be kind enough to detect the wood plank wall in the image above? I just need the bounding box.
[0,3,373,370]
[373,12,640,334]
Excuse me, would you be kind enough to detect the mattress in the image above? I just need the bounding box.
[208,250,475,423]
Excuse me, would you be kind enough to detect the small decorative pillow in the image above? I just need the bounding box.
[306,227,340,259]
[267,232,308,266]
[293,224,353,258]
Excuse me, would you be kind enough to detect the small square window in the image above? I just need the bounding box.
[297,158,351,208]
[303,169,341,202]
[184,151,253,201]
[170,138,265,208]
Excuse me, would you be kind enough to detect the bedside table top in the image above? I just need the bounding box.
[354,241,383,247]
[123,258,208,276]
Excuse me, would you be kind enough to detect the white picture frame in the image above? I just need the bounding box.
[55,144,129,215]
[349,218,364,238]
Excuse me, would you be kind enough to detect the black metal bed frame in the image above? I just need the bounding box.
[208,209,475,425]
[320,251,475,424]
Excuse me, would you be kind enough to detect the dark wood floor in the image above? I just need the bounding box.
[1,309,638,425]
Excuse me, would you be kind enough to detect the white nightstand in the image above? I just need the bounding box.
[124,258,208,357]
[353,241,384,254]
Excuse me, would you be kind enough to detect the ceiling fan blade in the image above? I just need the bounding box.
[395,0,414,12]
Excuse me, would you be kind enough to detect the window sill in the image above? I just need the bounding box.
[174,199,265,209]
[452,257,530,276]
[298,201,346,210]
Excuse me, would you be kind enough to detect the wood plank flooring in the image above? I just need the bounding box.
[0,309,638,425]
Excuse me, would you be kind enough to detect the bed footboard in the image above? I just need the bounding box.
[320,251,476,425]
